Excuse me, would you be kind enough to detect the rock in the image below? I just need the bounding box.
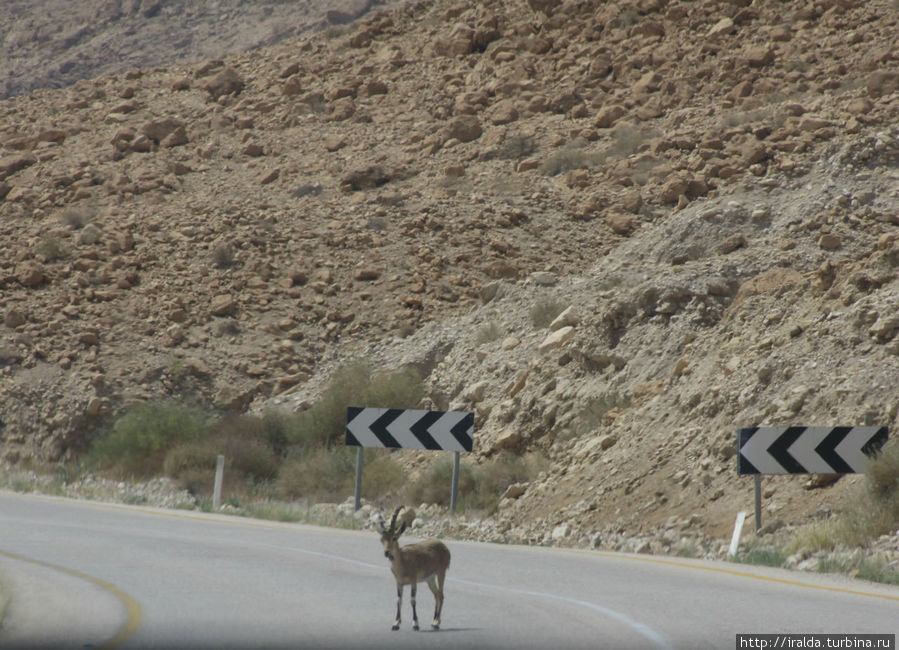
[210,294,237,316]
[243,143,265,157]
[622,190,643,214]
[329,98,356,121]
[818,234,842,250]
[598,434,617,450]
[660,176,689,203]
[16,263,45,287]
[489,99,519,126]
[183,357,210,377]
[539,326,574,352]
[770,25,792,42]
[259,168,280,184]
[203,67,244,99]
[0,153,37,180]
[161,126,188,148]
[79,332,100,346]
[531,271,557,286]
[324,135,346,152]
[867,70,899,99]
[282,75,303,96]
[594,104,627,128]
[707,17,735,38]
[550,90,583,115]
[847,98,873,115]
[493,428,521,451]
[4,309,26,328]
[551,522,570,541]
[353,267,380,281]
[869,316,899,341]
[607,213,636,235]
[0,344,22,365]
[501,336,520,351]
[141,118,187,143]
[502,483,527,500]
[341,166,403,191]
[549,306,580,331]
[745,47,774,67]
[718,233,747,254]
[526,0,562,15]
[464,380,489,402]
[444,115,482,143]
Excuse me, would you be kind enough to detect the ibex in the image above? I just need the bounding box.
[379,506,451,631]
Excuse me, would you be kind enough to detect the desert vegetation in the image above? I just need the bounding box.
[79,360,546,515]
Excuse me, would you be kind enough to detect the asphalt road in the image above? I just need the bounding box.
[0,491,896,649]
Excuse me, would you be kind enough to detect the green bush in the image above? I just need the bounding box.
[285,361,424,449]
[209,414,280,480]
[163,444,218,494]
[362,451,406,499]
[480,452,547,500]
[404,458,477,507]
[88,401,210,477]
[733,544,787,568]
[363,366,425,410]
[277,447,356,502]
[539,147,594,177]
[493,134,538,160]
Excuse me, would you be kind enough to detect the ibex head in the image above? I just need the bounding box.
[380,506,414,560]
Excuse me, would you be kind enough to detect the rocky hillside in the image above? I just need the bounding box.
[1,0,897,543]
[0,0,394,99]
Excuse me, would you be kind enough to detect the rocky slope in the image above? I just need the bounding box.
[1,0,897,543]
[0,0,396,100]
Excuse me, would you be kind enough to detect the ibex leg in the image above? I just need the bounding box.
[427,574,443,629]
[392,585,402,631]
[410,583,420,631]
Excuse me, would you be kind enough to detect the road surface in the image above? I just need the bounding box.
[0,491,896,649]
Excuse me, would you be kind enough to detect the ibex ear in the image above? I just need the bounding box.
[397,522,407,537]
[376,513,386,533]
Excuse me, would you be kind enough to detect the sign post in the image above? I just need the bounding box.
[450,451,461,512]
[346,407,474,512]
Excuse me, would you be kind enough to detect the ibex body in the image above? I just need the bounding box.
[379,506,450,631]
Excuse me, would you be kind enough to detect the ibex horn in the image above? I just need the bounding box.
[388,506,404,533]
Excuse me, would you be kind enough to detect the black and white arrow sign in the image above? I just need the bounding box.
[346,407,474,452]
[738,426,888,475]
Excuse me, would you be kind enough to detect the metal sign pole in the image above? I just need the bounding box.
[754,475,762,533]
[354,446,364,511]
[450,451,460,512]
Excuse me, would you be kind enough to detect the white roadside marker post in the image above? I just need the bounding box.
[728,511,747,558]
[213,454,225,510]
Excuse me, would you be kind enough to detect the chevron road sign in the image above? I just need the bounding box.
[738,426,888,475]
[346,407,475,512]
[345,407,474,452]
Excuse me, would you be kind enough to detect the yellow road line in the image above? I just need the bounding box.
[0,549,142,649]
[557,547,899,603]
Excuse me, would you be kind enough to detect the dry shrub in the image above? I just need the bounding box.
[277,447,356,502]
[361,451,406,500]
[286,361,424,449]
[404,458,477,507]
[530,298,566,328]
[788,441,899,552]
